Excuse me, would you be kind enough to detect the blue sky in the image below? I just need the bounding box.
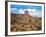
[11,5,42,10]
[10,5,42,17]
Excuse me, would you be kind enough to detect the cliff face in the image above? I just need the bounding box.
[11,13,32,24]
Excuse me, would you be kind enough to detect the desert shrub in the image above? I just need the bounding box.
[16,28,26,31]
[29,20,31,22]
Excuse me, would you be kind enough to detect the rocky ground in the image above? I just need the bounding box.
[11,13,42,32]
[11,23,41,32]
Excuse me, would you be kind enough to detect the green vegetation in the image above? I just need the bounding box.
[11,13,42,32]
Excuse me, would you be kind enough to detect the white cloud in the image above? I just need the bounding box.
[11,8,17,10]
[28,9,36,13]
[17,9,36,14]
[11,8,18,14]
[27,9,41,17]
[29,10,41,17]
[11,8,41,17]
[14,8,17,10]
[18,9,25,14]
